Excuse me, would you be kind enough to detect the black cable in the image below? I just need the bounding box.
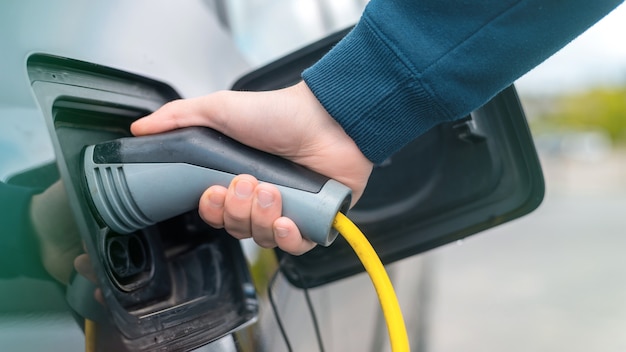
[268,268,293,352]
[269,261,326,352]
[294,271,325,352]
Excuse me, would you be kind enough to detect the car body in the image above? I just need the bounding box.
[1,2,434,350]
[11,1,620,352]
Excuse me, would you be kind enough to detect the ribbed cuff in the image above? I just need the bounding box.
[302,16,451,164]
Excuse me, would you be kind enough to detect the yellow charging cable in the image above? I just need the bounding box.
[333,212,410,352]
[85,319,96,352]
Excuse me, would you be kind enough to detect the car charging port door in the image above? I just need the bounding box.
[28,54,258,351]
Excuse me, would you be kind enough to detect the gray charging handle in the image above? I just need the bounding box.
[82,127,352,246]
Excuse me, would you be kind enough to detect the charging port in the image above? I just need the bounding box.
[28,54,258,349]
[105,231,152,291]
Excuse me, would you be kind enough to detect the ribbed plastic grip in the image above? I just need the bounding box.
[87,163,155,233]
[83,143,352,245]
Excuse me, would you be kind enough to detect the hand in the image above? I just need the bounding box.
[30,180,83,285]
[74,253,104,304]
[131,81,373,255]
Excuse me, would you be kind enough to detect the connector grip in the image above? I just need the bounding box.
[83,127,352,246]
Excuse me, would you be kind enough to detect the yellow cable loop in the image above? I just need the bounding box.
[333,212,410,352]
[85,319,96,352]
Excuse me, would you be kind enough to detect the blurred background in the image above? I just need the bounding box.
[427,4,626,350]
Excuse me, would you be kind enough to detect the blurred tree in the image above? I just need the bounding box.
[532,86,626,144]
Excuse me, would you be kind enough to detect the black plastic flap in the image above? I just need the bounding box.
[29,54,258,351]
[232,28,545,288]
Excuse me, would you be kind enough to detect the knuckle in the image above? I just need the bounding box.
[225,210,249,223]
[228,230,251,240]
[252,236,277,249]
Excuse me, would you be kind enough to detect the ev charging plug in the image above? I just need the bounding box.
[82,127,352,246]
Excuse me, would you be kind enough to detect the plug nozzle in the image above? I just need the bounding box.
[82,128,352,246]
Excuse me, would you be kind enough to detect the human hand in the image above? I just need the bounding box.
[73,253,104,304]
[131,81,373,255]
[30,180,83,285]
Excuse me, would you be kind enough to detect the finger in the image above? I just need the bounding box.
[74,254,98,284]
[74,254,106,306]
[273,217,316,255]
[223,175,258,239]
[198,186,227,229]
[130,91,289,152]
[250,183,282,248]
[94,288,104,305]
[130,97,221,136]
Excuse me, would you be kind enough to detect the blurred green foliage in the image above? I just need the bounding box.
[530,86,626,144]
[248,248,278,296]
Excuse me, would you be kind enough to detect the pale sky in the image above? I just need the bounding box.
[229,1,626,96]
[516,3,626,95]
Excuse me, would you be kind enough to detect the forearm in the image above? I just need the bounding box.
[303,0,623,163]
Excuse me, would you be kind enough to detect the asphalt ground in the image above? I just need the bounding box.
[425,153,626,352]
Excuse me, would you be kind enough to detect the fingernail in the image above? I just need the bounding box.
[235,180,253,198]
[257,190,274,208]
[207,192,224,208]
[275,226,289,238]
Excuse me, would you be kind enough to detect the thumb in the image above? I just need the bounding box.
[129,88,308,157]
[130,95,225,136]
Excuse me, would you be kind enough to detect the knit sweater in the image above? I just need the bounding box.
[303,0,623,163]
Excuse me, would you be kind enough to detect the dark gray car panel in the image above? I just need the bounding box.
[231,29,544,288]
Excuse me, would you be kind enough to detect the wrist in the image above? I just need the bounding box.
[291,81,373,203]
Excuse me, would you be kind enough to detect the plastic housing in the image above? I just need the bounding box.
[28,54,258,351]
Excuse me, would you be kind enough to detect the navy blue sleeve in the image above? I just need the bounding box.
[0,182,48,279]
[303,0,623,163]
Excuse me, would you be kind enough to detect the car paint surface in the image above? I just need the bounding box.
[0,2,426,351]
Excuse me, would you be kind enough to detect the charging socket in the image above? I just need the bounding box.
[28,54,258,351]
[105,231,152,292]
